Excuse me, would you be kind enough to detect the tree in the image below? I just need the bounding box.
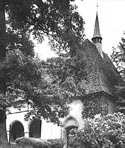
[40,53,86,119]
[0,17,35,145]
[0,0,85,144]
[20,53,86,125]
[2,50,69,122]
[69,113,125,148]
[6,0,84,54]
[111,38,125,79]
[111,34,125,114]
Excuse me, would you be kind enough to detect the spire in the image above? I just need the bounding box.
[92,3,103,57]
[92,12,102,41]
[92,3,102,42]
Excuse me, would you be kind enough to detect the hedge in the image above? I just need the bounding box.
[16,137,64,148]
[48,139,64,148]
[16,137,51,148]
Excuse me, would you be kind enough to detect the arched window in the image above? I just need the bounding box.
[29,118,41,138]
[10,121,24,142]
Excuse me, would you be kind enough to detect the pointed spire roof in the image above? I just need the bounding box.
[93,11,102,39]
[92,5,103,57]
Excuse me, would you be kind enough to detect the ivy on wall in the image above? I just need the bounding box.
[82,93,109,118]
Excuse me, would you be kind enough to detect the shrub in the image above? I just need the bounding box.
[69,112,125,148]
[16,137,64,148]
[48,139,64,148]
[16,137,51,148]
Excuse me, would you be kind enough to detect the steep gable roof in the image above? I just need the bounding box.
[80,39,123,96]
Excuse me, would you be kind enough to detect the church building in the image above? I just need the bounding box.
[63,8,123,131]
[6,7,123,144]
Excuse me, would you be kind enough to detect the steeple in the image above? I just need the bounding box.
[92,4,103,57]
[92,11,102,42]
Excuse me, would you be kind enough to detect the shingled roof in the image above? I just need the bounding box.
[79,39,123,96]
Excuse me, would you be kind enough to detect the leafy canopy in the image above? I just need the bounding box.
[6,0,85,54]
[0,0,85,123]
[0,0,85,144]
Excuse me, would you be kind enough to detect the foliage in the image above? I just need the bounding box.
[0,0,85,103]
[111,39,125,79]
[16,137,64,148]
[82,94,108,118]
[69,112,125,148]
[111,35,125,113]
[0,50,42,107]
[0,0,85,117]
[0,0,85,143]
[44,53,86,101]
[0,49,69,124]
[6,0,85,54]
[16,137,51,148]
[23,53,86,124]
[47,139,64,148]
[6,29,35,57]
[0,31,35,94]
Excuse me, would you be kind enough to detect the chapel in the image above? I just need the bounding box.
[63,8,124,129]
[6,6,124,144]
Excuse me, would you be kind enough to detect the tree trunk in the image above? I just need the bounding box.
[0,0,8,145]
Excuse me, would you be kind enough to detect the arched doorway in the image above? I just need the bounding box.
[29,118,41,138]
[10,121,24,142]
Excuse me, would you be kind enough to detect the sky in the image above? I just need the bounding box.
[35,0,125,60]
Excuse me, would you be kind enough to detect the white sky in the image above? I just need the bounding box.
[35,0,125,60]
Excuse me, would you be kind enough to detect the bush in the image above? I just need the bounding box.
[16,137,51,148]
[16,137,64,148]
[69,112,125,148]
[48,139,64,148]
